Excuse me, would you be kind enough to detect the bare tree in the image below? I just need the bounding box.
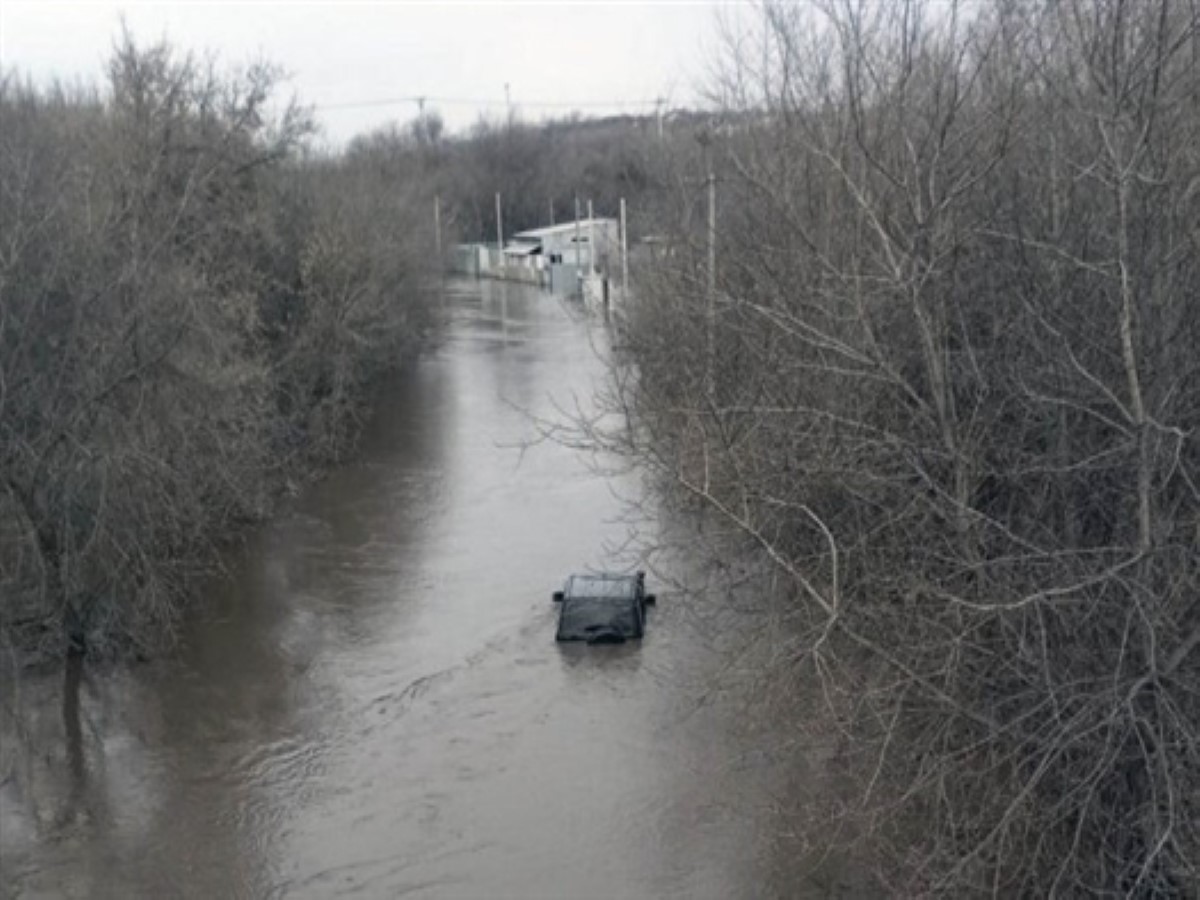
[1,31,438,667]
[588,0,1198,893]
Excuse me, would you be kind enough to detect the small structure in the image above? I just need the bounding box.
[452,217,622,298]
[510,219,618,271]
[508,219,619,296]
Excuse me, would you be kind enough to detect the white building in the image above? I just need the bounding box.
[505,219,619,275]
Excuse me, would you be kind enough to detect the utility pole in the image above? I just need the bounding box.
[574,196,582,270]
[504,82,512,120]
[587,199,595,275]
[495,192,503,260]
[697,130,716,399]
[655,97,665,143]
[434,193,442,263]
[549,198,555,226]
[619,197,628,298]
[706,152,716,297]
[434,194,445,299]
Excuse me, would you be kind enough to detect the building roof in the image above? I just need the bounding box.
[502,242,539,256]
[512,219,617,241]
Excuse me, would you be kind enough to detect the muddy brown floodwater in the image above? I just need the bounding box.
[1,280,849,899]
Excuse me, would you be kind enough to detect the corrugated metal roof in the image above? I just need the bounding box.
[512,219,617,240]
[503,242,539,256]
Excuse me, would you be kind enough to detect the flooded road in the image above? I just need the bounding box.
[1,281,823,899]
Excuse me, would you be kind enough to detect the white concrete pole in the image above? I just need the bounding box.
[586,199,595,274]
[495,192,503,252]
[706,148,717,398]
[619,197,628,298]
[434,194,442,261]
[574,196,581,270]
[434,194,444,298]
[706,151,716,296]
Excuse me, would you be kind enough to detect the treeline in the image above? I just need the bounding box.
[1,34,440,663]
[596,0,1198,894]
[406,110,665,243]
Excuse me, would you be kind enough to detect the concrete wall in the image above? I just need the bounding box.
[549,262,584,296]
[450,244,483,276]
[493,264,542,286]
[453,225,623,298]
[451,244,547,287]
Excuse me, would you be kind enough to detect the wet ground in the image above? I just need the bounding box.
[1,280,840,899]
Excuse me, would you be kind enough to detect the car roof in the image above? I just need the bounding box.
[565,574,638,599]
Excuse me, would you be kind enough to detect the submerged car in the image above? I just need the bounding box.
[552,572,657,644]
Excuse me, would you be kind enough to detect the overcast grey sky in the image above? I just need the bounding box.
[1,1,742,145]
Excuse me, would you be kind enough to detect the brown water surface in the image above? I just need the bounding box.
[1,281,832,899]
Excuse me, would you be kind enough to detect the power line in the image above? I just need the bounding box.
[316,94,665,112]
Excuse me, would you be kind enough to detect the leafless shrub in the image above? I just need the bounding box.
[592,0,1199,893]
[1,31,438,666]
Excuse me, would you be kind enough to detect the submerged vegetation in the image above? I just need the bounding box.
[1,33,440,662]
[604,0,1200,893]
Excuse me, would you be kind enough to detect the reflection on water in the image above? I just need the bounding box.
[1,280,850,899]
